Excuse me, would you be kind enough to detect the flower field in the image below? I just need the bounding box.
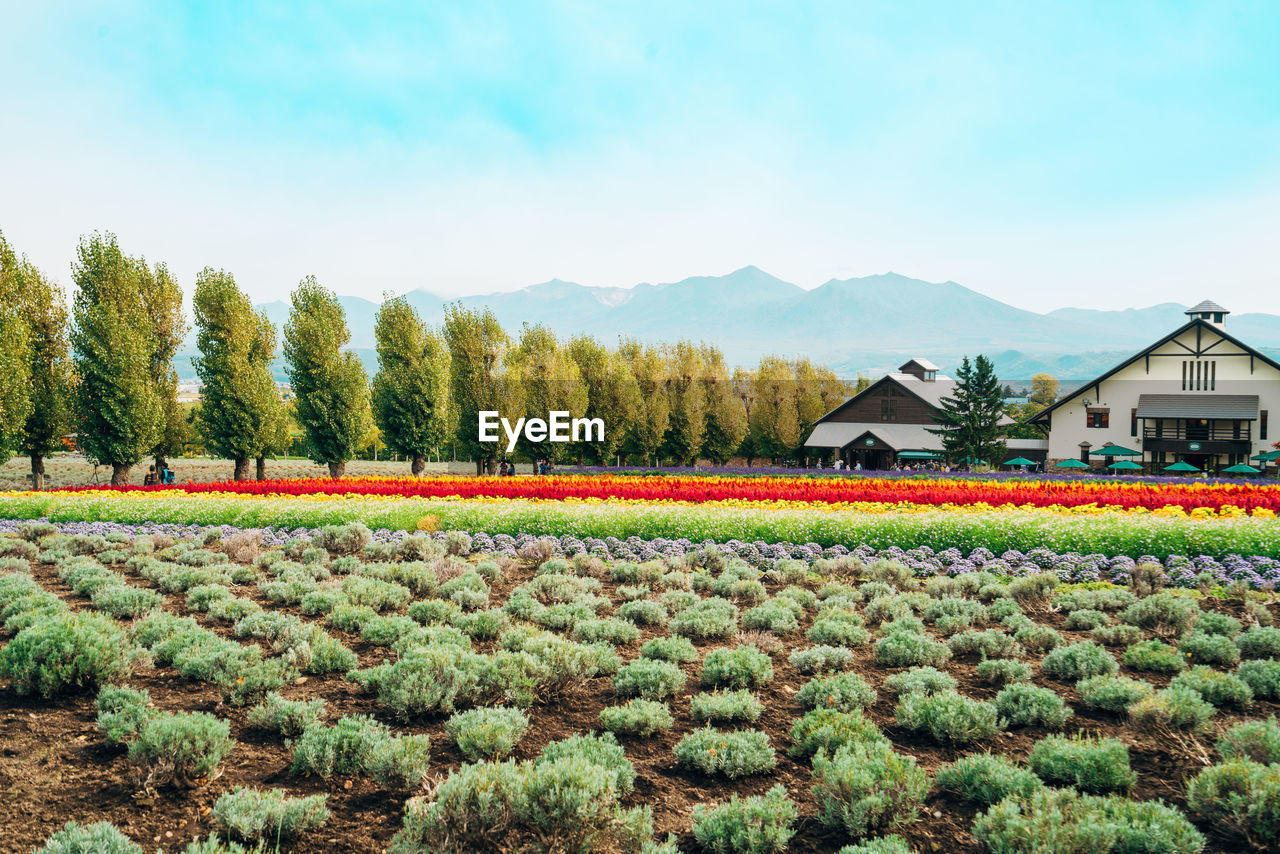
[2,520,1280,853]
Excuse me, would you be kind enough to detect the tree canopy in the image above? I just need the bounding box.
[929,354,1007,467]
[371,295,451,474]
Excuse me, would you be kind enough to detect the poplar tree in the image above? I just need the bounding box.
[0,232,34,466]
[507,324,586,464]
[71,233,162,485]
[662,341,706,465]
[443,303,518,474]
[699,344,747,464]
[747,356,802,462]
[136,260,187,474]
[619,339,669,467]
[16,255,73,490]
[929,354,1007,467]
[283,276,373,478]
[567,335,639,465]
[193,268,283,480]
[371,295,451,475]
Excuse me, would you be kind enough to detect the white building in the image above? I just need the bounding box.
[1030,301,1279,473]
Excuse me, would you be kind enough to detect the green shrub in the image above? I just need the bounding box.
[796,672,877,713]
[1008,573,1060,605]
[1219,717,1280,765]
[741,600,800,634]
[948,629,1021,660]
[445,706,530,760]
[1042,641,1117,681]
[673,728,777,778]
[91,584,163,618]
[639,634,699,663]
[1077,674,1153,713]
[1237,659,1280,700]
[246,692,326,738]
[1186,760,1280,847]
[1196,611,1242,638]
[618,599,668,627]
[1052,587,1135,613]
[369,733,433,790]
[972,787,1204,854]
[95,684,152,745]
[290,714,391,777]
[700,645,772,689]
[789,708,886,758]
[882,666,956,696]
[0,611,138,696]
[670,596,739,639]
[835,838,912,854]
[895,691,1002,744]
[1236,626,1280,659]
[600,699,674,736]
[975,658,1032,685]
[128,711,234,791]
[407,598,462,625]
[613,658,687,701]
[171,835,259,854]
[1027,733,1136,792]
[1130,685,1215,733]
[1014,624,1063,654]
[573,617,642,645]
[213,786,329,842]
[1091,623,1144,647]
[935,753,1043,806]
[1065,609,1109,630]
[34,822,143,854]
[391,754,652,854]
[691,784,797,854]
[1121,592,1200,638]
[807,611,870,647]
[995,682,1072,728]
[875,631,951,668]
[350,646,484,717]
[810,740,928,838]
[788,644,854,674]
[691,689,764,724]
[1179,630,1240,667]
[1170,666,1253,708]
[1123,639,1185,673]
[537,731,636,795]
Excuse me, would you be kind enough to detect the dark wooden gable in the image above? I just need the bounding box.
[822,376,941,425]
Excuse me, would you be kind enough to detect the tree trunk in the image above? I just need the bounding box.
[485,457,497,475]
[233,457,250,481]
[411,454,426,476]
[31,455,45,491]
[111,463,131,486]
[476,458,484,476]
[154,455,167,476]
[328,461,345,478]
[256,457,266,480]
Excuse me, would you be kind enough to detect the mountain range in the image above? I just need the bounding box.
[177,267,1280,385]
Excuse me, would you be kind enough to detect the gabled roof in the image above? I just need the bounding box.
[1186,299,1228,315]
[900,358,940,372]
[804,423,943,450]
[1029,317,1280,424]
[811,372,955,425]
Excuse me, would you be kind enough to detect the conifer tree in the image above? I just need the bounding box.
[929,355,1007,467]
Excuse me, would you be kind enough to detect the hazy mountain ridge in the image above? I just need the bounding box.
[179,267,1280,383]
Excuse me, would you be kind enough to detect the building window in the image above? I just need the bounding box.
[1263,410,1269,441]
[1087,409,1109,429]
[1182,360,1217,390]
[1130,409,1137,437]
[880,399,897,422]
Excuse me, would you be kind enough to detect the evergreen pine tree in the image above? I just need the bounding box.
[929,355,1006,467]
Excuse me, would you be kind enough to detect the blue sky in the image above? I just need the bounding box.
[2,1,1278,312]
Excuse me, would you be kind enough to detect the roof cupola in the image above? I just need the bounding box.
[1185,300,1229,328]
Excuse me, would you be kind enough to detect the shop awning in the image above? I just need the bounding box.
[1135,394,1259,420]
[897,451,942,460]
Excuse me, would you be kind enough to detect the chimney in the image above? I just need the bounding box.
[1185,300,1229,329]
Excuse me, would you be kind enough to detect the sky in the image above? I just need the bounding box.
[1,1,1279,313]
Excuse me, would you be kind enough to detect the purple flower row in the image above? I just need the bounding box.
[5,517,1279,590]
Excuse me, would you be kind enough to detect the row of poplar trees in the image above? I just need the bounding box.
[0,229,857,483]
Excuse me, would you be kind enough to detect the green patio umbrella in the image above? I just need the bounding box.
[1163,461,1201,473]
[1055,458,1090,469]
[1090,444,1141,457]
[1107,460,1144,470]
[1222,464,1261,474]
[1002,457,1037,467]
[1251,450,1280,462]
[959,456,988,465]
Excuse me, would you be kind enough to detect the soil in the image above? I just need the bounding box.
[1,547,1276,854]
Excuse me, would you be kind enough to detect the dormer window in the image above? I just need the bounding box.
[923,370,936,381]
